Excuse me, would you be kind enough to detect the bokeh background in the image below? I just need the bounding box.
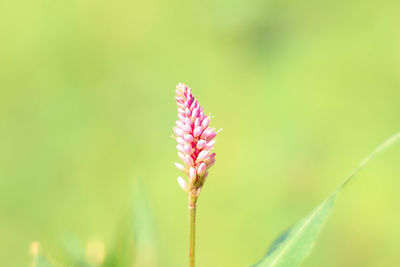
[1,0,400,266]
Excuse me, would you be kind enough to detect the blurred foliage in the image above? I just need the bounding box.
[253,133,400,267]
[1,0,400,266]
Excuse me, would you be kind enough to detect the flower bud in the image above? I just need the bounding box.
[205,140,216,149]
[194,118,200,128]
[174,127,184,137]
[182,123,192,133]
[175,162,187,173]
[176,120,184,128]
[205,158,215,169]
[201,117,210,129]
[189,101,197,111]
[184,155,194,166]
[176,137,186,145]
[193,126,203,137]
[199,111,205,121]
[184,117,192,126]
[206,131,217,141]
[197,163,207,176]
[189,167,197,182]
[200,128,212,139]
[176,144,185,153]
[183,144,192,154]
[183,134,194,143]
[177,176,188,191]
[196,139,207,150]
[178,152,186,162]
[191,108,199,121]
[197,150,210,162]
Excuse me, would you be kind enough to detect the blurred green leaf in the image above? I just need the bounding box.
[34,254,54,267]
[103,221,134,267]
[31,243,55,267]
[103,180,157,267]
[253,132,400,267]
[131,181,157,267]
[62,234,90,267]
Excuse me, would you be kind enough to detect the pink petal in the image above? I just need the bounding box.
[177,176,188,191]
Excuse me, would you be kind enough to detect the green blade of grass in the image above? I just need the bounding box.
[252,132,400,267]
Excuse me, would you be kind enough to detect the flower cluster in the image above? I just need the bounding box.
[173,83,217,199]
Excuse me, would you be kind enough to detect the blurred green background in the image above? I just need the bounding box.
[1,0,400,266]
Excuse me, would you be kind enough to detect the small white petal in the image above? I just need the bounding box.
[178,152,186,162]
[174,162,187,173]
[177,176,188,192]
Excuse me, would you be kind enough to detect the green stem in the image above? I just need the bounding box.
[189,198,196,267]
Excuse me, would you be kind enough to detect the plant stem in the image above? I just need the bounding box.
[189,198,196,267]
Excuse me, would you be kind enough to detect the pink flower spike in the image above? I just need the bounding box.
[173,83,218,194]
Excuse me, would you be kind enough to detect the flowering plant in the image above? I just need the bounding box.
[173,83,219,267]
